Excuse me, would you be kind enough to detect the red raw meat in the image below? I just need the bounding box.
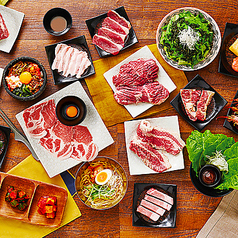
[107,10,131,30]
[146,188,174,205]
[97,27,126,46]
[23,99,57,138]
[144,194,172,211]
[0,13,9,40]
[102,17,129,36]
[137,120,185,155]
[140,199,166,216]
[92,34,123,55]
[129,137,171,173]
[39,120,73,160]
[136,205,160,221]
[114,82,169,105]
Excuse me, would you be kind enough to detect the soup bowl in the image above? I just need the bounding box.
[75,156,128,210]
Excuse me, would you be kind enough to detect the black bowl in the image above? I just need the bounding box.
[2,57,47,101]
[43,8,72,36]
[56,96,87,126]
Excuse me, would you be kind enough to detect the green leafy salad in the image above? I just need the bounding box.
[159,10,214,67]
[186,130,238,190]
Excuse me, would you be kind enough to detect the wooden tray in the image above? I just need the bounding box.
[0,172,68,227]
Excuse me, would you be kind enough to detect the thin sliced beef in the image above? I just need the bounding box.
[23,99,57,138]
[112,58,159,87]
[136,205,160,222]
[107,10,131,29]
[39,120,73,160]
[140,199,166,216]
[146,188,174,205]
[114,82,169,105]
[0,13,9,40]
[97,27,126,46]
[102,17,129,36]
[92,34,123,55]
[137,120,185,155]
[196,90,215,121]
[129,137,171,173]
[144,194,172,211]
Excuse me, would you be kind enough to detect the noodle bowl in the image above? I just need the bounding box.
[75,156,127,210]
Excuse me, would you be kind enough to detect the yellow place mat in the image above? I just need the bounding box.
[0,0,9,5]
[85,44,188,127]
[0,155,81,238]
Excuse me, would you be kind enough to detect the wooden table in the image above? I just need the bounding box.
[0,0,237,237]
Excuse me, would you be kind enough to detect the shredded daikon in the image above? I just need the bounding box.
[178,26,200,50]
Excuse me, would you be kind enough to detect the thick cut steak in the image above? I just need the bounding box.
[129,137,171,173]
[0,13,9,40]
[137,120,185,155]
[146,188,174,205]
[144,194,172,211]
[107,10,131,29]
[140,199,166,216]
[102,17,129,36]
[136,205,160,222]
[112,58,159,87]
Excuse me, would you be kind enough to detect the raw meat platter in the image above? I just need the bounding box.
[124,115,185,175]
[0,172,68,227]
[104,46,177,118]
[0,5,24,53]
[16,81,114,178]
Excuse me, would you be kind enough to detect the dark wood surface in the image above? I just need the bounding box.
[0,0,237,237]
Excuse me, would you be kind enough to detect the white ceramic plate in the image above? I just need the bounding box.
[16,81,114,178]
[124,116,185,175]
[156,7,221,71]
[0,5,24,53]
[103,46,177,118]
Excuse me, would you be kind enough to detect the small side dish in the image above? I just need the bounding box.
[37,196,57,219]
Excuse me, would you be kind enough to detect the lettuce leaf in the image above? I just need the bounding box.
[224,142,238,161]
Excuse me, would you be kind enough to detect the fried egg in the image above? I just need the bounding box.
[95,169,112,185]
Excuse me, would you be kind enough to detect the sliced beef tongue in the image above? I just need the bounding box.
[23,99,57,139]
[137,120,185,155]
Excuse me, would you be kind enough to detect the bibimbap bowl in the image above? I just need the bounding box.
[2,57,47,101]
[75,156,128,210]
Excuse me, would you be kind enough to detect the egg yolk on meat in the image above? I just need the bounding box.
[66,106,78,117]
[19,71,32,84]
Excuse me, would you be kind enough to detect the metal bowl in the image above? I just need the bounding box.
[156,7,221,71]
[75,156,128,210]
[2,57,47,101]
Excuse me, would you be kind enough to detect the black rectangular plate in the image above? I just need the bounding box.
[170,74,227,131]
[85,6,138,57]
[45,35,95,85]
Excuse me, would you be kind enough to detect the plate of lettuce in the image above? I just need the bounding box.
[187,130,237,197]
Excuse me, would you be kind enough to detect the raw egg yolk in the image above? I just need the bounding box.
[19,71,32,84]
[66,106,78,117]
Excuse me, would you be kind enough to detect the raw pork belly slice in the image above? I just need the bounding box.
[136,205,160,222]
[51,43,91,78]
[92,34,123,55]
[114,82,169,105]
[112,58,159,87]
[0,13,9,40]
[140,199,166,216]
[107,10,131,29]
[129,137,171,173]
[97,27,126,46]
[23,99,57,138]
[144,194,172,211]
[39,120,73,160]
[147,188,173,205]
[137,120,185,155]
[180,89,215,121]
[196,90,215,121]
[71,125,98,161]
[102,17,129,36]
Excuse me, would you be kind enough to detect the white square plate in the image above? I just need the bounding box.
[103,46,177,118]
[124,116,185,175]
[0,5,24,53]
[16,81,114,178]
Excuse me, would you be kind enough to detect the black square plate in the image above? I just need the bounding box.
[45,35,95,85]
[218,23,238,78]
[0,125,11,169]
[132,183,177,228]
[170,74,227,131]
[85,6,138,57]
[223,90,238,134]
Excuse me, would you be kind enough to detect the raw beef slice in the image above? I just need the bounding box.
[107,10,131,29]
[0,13,9,40]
